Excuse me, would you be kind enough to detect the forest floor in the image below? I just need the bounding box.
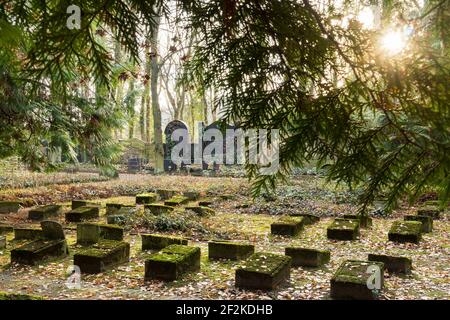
[0,174,449,300]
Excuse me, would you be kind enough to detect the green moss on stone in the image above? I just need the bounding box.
[66,205,99,222]
[389,221,422,235]
[28,205,62,220]
[136,193,158,205]
[141,234,188,250]
[185,206,215,216]
[77,239,128,258]
[0,201,21,214]
[165,196,189,207]
[144,204,174,215]
[0,291,44,300]
[238,252,291,277]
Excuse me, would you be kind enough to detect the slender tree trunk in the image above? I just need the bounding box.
[150,14,164,173]
[127,76,136,139]
[114,41,124,139]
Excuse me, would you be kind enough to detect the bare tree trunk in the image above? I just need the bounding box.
[140,42,151,142]
[150,15,164,173]
[114,40,124,139]
[127,75,136,139]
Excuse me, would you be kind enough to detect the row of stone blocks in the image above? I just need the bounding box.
[270,214,371,240]
[5,222,414,299]
[6,219,129,273]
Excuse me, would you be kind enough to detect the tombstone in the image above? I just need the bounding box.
[368,254,412,274]
[106,203,123,215]
[106,206,136,225]
[14,227,43,240]
[288,213,320,225]
[235,253,291,290]
[77,223,124,245]
[0,224,14,235]
[330,260,384,300]
[0,201,21,214]
[271,217,304,236]
[41,221,65,240]
[164,196,189,207]
[71,200,99,210]
[141,234,188,250]
[327,218,360,241]
[404,215,433,233]
[136,193,158,205]
[144,245,201,281]
[74,240,130,274]
[144,204,174,215]
[164,120,189,172]
[156,189,177,200]
[388,221,422,244]
[285,247,331,267]
[0,292,43,300]
[185,206,215,216]
[28,205,62,221]
[208,241,254,260]
[66,206,100,222]
[11,221,68,265]
[343,214,372,228]
[417,206,441,220]
[183,191,200,201]
[127,157,142,173]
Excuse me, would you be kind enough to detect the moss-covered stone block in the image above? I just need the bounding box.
[14,227,43,240]
[289,213,320,225]
[11,239,68,265]
[198,199,213,207]
[41,221,65,240]
[0,292,44,300]
[0,224,13,234]
[165,196,189,207]
[208,241,255,260]
[183,191,200,201]
[330,260,384,300]
[144,204,174,215]
[0,235,5,249]
[156,189,177,200]
[74,240,130,274]
[185,206,215,216]
[327,218,360,241]
[141,234,188,250]
[66,206,100,222]
[368,254,412,274]
[0,201,21,214]
[417,206,441,220]
[235,253,291,290]
[285,247,331,267]
[144,245,201,281]
[343,214,372,228]
[71,200,99,210]
[404,215,433,233]
[28,205,62,221]
[271,217,304,236]
[105,203,124,215]
[136,193,158,205]
[388,221,422,244]
[77,223,124,245]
